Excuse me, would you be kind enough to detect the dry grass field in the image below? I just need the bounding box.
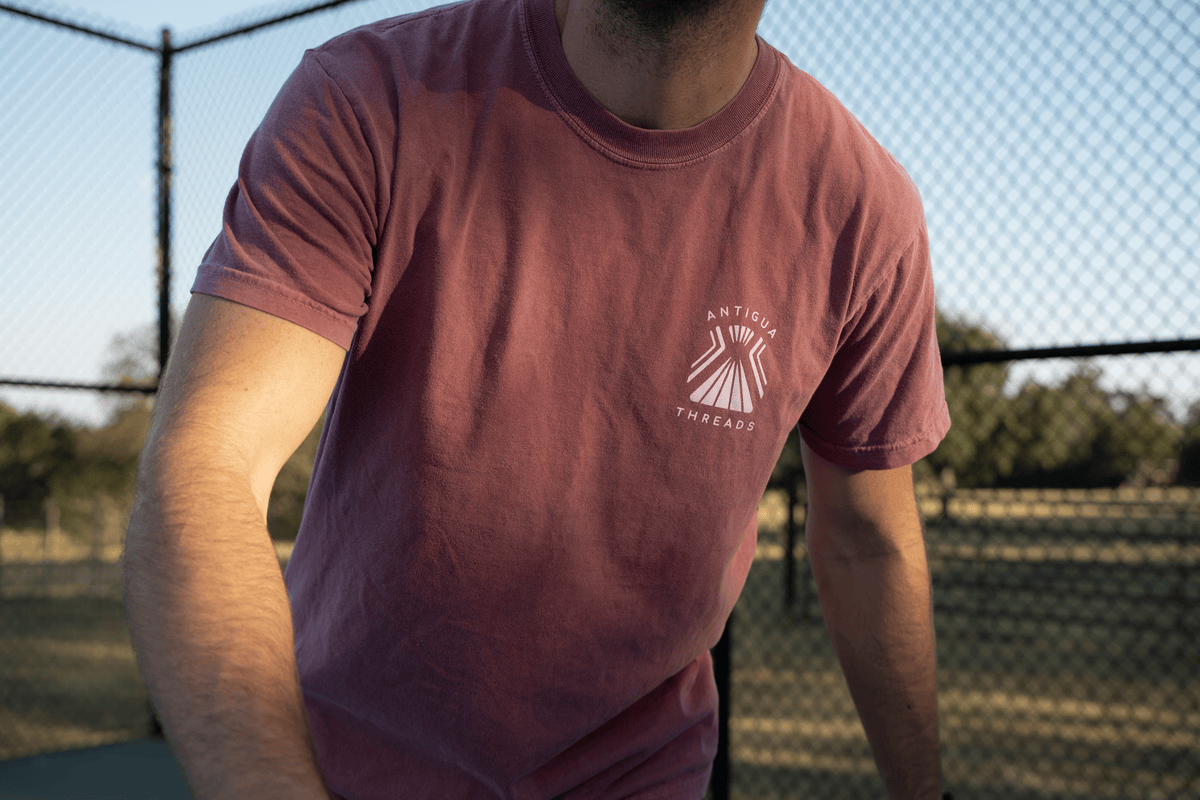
[0,531,297,763]
[1,487,1197,798]
[741,489,1200,799]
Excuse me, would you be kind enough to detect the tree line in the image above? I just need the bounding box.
[0,318,319,538]
[771,312,1200,492]
[2,315,1199,538]
[927,312,1196,488]
[0,397,322,538]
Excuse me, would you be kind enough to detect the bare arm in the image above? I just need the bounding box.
[121,294,347,800]
[801,440,942,799]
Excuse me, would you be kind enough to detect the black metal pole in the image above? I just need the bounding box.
[710,609,732,800]
[147,30,172,742]
[157,28,174,384]
[941,337,1200,366]
[784,483,796,610]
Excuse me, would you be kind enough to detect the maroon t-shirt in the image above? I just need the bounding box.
[193,0,950,796]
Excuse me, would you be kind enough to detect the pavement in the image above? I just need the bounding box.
[0,739,190,800]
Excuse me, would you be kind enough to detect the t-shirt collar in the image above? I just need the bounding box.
[521,0,780,166]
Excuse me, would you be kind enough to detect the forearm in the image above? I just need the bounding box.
[121,455,329,800]
[810,538,941,799]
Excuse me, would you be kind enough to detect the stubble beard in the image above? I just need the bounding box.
[591,0,748,65]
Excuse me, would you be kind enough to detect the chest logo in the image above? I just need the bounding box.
[687,307,775,414]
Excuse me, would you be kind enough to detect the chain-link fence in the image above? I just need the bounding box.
[727,2,1200,797]
[742,433,1198,799]
[0,0,1197,797]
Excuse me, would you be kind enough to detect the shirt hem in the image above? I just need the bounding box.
[798,404,952,471]
[192,268,358,350]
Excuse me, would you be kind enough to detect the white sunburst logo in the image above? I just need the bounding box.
[688,323,768,413]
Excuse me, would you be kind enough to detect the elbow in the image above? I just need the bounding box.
[804,511,927,594]
[126,432,263,552]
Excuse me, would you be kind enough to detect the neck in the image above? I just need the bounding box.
[554,0,763,130]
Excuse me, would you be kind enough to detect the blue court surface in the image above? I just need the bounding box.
[0,739,190,800]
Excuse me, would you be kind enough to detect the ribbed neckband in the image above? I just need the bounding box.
[520,0,780,168]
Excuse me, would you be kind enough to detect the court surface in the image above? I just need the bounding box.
[0,738,189,800]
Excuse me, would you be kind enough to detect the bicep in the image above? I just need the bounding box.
[799,439,923,561]
[144,293,347,513]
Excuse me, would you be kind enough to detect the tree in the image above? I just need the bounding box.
[102,319,164,388]
[921,312,1011,486]
[921,313,1186,488]
[100,315,176,419]
[983,367,1180,488]
[1093,392,1179,486]
[0,402,80,527]
[267,413,325,540]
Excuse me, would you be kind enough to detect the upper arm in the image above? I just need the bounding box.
[799,438,924,561]
[142,293,347,515]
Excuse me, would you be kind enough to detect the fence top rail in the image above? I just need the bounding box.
[0,378,156,394]
[0,0,362,55]
[943,338,1200,367]
[0,3,157,51]
[171,0,362,53]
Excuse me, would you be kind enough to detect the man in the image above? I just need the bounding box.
[122,0,950,797]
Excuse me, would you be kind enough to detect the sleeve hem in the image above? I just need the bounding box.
[799,404,951,471]
[192,270,358,351]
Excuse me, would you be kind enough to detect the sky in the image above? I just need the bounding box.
[1,0,1198,426]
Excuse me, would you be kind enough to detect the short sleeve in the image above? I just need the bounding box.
[191,50,378,350]
[799,225,951,470]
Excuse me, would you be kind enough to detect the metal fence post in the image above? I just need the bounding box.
[784,483,797,610]
[711,608,732,800]
[147,28,172,742]
[157,27,174,383]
